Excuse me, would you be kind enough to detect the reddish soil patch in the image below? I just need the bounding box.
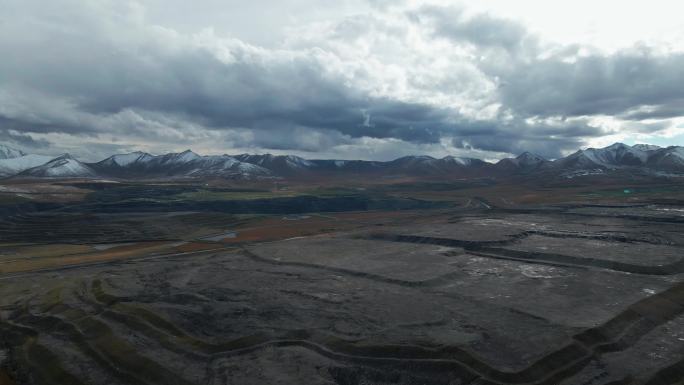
[173,242,224,253]
[0,370,16,385]
[220,210,437,244]
[0,241,173,274]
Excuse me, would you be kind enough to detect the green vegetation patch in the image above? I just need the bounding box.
[173,189,301,201]
[25,342,85,385]
[0,194,31,205]
[581,185,684,198]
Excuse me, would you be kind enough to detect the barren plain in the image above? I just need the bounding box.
[0,177,683,385]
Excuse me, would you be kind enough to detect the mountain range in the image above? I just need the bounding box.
[1,142,683,180]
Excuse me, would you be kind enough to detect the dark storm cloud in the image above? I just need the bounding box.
[0,126,50,149]
[0,114,97,136]
[0,2,460,149]
[453,135,583,159]
[618,100,684,121]
[0,2,506,154]
[496,49,684,119]
[4,43,462,146]
[448,117,601,158]
[0,0,681,160]
[235,127,353,152]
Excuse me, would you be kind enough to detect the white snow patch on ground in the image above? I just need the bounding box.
[201,232,237,241]
[519,265,569,279]
[93,243,137,251]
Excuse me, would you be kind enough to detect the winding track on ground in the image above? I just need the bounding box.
[368,232,684,276]
[2,206,683,384]
[3,250,682,385]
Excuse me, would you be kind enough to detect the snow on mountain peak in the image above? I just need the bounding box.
[442,156,472,166]
[0,154,54,177]
[54,153,75,161]
[664,146,684,160]
[517,151,543,159]
[108,151,154,166]
[21,154,96,178]
[578,143,648,166]
[177,150,201,162]
[632,144,661,152]
[516,152,546,165]
[6,142,684,179]
[493,152,546,170]
[153,150,202,165]
[284,155,313,168]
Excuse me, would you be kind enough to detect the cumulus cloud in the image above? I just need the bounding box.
[0,126,50,150]
[414,5,533,52]
[414,5,684,120]
[0,0,681,161]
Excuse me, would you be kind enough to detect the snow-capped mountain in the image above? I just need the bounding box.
[632,144,661,152]
[17,154,97,178]
[97,151,156,167]
[0,154,55,177]
[91,150,271,178]
[386,155,487,174]
[552,143,651,169]
[3,142,684,180]
[516,152,548,168]
[182,155,271,177]
[307,159,384,173]
[388,155,438,171]
[0,144,61,177]
[495,152,548,171]
[152,150,203,166]
[233,154,314,175]
[442,156,484,166]
[645,146,684,170]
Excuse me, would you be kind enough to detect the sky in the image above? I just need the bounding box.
[1,0,683,161]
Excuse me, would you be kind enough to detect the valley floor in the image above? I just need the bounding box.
[0,180,683,384]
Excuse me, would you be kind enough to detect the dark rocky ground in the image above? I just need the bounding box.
[1,201,683,385]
